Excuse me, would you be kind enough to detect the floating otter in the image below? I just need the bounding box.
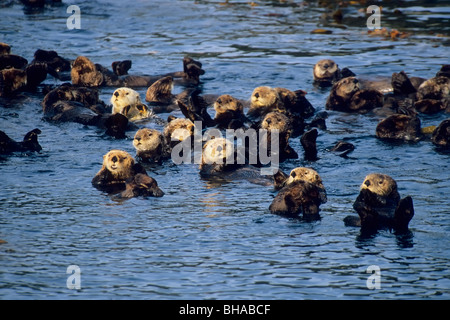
[344,173,414,233]
[0,128,42,154]
[375,114,422,142]
[213,94,247,129]
[325,77,383,113]
[163,117,195,151]
[300,128,319,161]
[118,173,164,199]
[431,119,450,148]
[110,87,153,121]
[71,55,205,88]
[313,59,341,86]
[269,167,327,220]
[42,84,131,138]
[133,128,169,163]
[112,60,132,76]
[199,137,235,175]
[91,149,148,194]
[144,75,194,113]
[248,86,314,122]
[260,111,298,162]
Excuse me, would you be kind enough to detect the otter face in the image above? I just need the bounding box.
[261,112,290,133]
[111,87,151,121]
[213,94,244,120]
[335,77,360,100]
[360,173,398,198]
[201,138,233,165]
[133,128,164,152]
[163,118,195,143]
[287,167,324,188]
[103,150,134,178]
[313,59,339,81]
[250,86,282,112]
[145,76,174,103]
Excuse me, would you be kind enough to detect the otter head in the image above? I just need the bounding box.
[335,77,360,101]
[201,137,234,167]
[103,150,135,179]
[122,173,164,198]
[249,86,283,116]
[111,87,151,121]
[71,56,104,87]
[145,76,174,103]
[133,128,164,153]
[313,59,339,83]
[287,167,324,188]
[163,118,195,145]
[360,173,399,199]
[213,94,244,122]
[261,112,290,133]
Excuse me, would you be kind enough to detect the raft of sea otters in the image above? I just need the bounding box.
[1,41,449,234]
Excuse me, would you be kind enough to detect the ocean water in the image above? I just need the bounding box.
[0,0,449,300]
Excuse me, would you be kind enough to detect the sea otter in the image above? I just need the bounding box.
[269,167,327,220]
[144,75,194,113]
[431,119,450,148]
[110,87,153,121]
[42,84,131,138]
[0,128,42,154]
[213,94,248,129]
[344,173,414,233]
[259,111,298,162]
[133,128,169,163]
[118,173,165,199]
[375,114,422,142]
[313,59,341,87]
[71,55,205,88]
[325,77,383,113]
[91,149,148,194]
[248,86,314,123]
[163,117,196,151]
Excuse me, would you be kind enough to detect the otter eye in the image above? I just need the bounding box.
[125,92,129,95]
[378,180,383,184]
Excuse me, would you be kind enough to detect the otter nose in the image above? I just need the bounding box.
[323,63,329,69]
[111,156,118,163]
[135,136,141,142]
[353,79,358,84]
[266,118,272,125]
[114,91,119,97]
[364,180,371,187]
[254,92,260,99]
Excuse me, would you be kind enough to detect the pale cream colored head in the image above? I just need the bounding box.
[286,167,324,189]
[163,118,195,143]
[313,59,339,81]
[250,86,283,112]
[111,87,151,121]
[360,173,398,198]
[201,137,234,165]
[102,149,135,178]
[133,128,164,153]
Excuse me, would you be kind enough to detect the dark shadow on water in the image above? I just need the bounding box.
[354,227,415,248]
